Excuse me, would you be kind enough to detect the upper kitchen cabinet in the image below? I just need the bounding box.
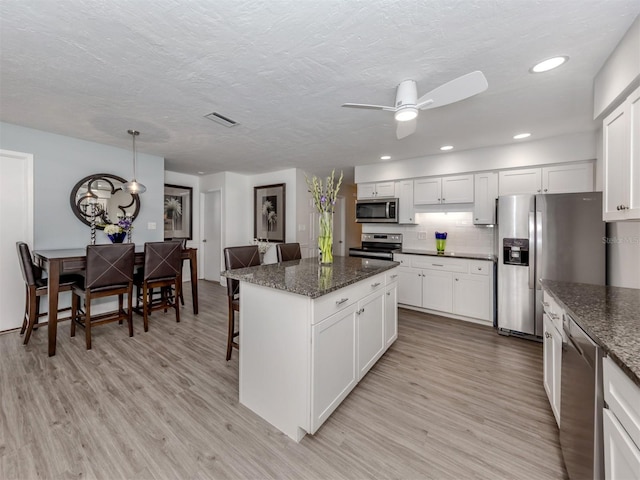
[414,174,474,205]
[603,85,640,221]
[473,172,498,225]
[396,180,417,224]
[498,162,594,196]
[357,181,396,199]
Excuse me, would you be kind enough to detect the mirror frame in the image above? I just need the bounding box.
[70,173,141,229]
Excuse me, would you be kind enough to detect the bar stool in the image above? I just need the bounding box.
[276,243,302,262]
[70,243,135,350]
[16,242,81,345]
[223,245,260,361]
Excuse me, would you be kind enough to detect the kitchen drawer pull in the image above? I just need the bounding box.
[371,282,381,287]
[335,298,349,306]
[390,274,398,279]
[356,308,365,315]
[432,263,444,267]
[542,301,550,307]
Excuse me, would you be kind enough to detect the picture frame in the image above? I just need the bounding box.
[164,184,193,240]
[254,183,285,243]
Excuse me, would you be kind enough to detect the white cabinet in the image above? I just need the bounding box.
[603,85,640,221]
[603,355,640,479]
[396,180,417,224]
[473,172,498,225]
[498,162,594,196]
[312,303,358,431]
[414,174,474,205]
[542,290,563,426]
[395,254,494,325]
[422,269,453,312]
[356,290,385,380]
[384,283,398,347]
[357,181,395,199]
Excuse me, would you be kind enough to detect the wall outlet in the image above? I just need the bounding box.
[418,231,427,240]
[148,222,156,230]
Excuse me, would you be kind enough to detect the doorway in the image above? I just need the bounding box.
[202,190,222,282]
[0,150,34,332]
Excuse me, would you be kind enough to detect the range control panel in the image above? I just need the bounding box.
[503,238,529,266]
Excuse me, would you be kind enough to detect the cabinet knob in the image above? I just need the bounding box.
[617,205,621,210]
[387,292,390,296]
[442,198,445,202]
[455,278,459,281]
[544,331,551,338]
[437,198,441,201]
[475,218,479,221]
[544,188,548,192]
[537,189,541,193]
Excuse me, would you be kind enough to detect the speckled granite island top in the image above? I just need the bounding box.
[399,249,497,262]
[541,280,640,386]
[222,256,399,299]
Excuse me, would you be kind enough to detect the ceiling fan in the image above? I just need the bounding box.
[341,71,488,139]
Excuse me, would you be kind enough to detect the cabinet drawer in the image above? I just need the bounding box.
[393,254,412,266]
[385,268,399,284]
[412,256,468,273]
[469,260,490,276]
[313,274,385,323]
[542,290,563,332]
[603,356,640,450]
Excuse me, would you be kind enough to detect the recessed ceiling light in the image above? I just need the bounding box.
[440,145,454,151]
[198,171,205,175]
[513,133,531,140]
[380,155,391,160]
[530,56,569,73]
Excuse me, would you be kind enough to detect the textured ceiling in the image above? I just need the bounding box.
[1,1,638,177]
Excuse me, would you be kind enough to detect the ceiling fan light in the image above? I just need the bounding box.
[395,108,418,122]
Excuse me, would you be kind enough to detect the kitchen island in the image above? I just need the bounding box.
[223,256,399,441]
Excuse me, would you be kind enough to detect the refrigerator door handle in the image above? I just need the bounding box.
[528,211,536,290]
[535,210,542,290]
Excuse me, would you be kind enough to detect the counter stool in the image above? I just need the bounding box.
[276,243,302,262]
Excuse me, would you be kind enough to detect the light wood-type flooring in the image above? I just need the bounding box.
[0,280,567,480]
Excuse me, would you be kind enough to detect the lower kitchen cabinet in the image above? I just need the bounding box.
[603,356,640,480]
[384,283,398,347]
[395,254,494,325]
[312,303,358,431]
[357,290,385,380]
[542,290,563,426]
[542,313,562,425]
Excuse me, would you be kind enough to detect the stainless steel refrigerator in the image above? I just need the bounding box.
[497,192,605,337]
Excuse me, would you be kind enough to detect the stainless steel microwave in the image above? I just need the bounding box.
[355,198,399,223]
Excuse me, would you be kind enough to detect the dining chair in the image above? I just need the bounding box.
[133,241,182,332]
[15,242,82,346]
[276,242,302,262]
[223,245,261,361]
[70,243,135,350]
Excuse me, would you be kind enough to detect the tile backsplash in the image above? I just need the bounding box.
[362,211,495,255]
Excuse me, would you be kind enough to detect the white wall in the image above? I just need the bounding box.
[355,131,596,184]
[165,170,200,283]
[0,122,165,249]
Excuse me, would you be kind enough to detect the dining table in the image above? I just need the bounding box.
[33,246,199,357]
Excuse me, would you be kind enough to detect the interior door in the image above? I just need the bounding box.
[203,190,222,282]
[0,150,33,331]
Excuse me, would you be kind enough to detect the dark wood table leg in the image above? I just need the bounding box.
[47,258,60,357]
[189,249,198,314]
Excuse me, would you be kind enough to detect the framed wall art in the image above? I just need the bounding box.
[254,183,285,243]
[164,184,192,240]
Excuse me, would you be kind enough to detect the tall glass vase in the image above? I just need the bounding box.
[318,211,334,264]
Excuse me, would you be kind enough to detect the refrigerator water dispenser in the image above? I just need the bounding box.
[503,238,529,266]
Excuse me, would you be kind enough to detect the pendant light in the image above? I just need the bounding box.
[122,129,146,194]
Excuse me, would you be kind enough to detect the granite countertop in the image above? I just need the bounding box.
[399,249,497,262]
[541,280,640,386]
[222,256,399,299]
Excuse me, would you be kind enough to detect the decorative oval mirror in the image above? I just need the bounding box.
[70,173,141,229]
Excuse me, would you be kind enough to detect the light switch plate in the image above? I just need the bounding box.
[418,231,427,240]
[148,222,156,230]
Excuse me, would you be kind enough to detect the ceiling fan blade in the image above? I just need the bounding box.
[417,71,488,110]
[341,103,396,112]
[396,118,417,139]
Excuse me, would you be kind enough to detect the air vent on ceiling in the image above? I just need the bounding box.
[204,112,239,128]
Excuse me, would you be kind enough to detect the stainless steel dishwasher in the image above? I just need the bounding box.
[560,314,604,480]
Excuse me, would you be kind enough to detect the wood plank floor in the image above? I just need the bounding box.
[0,280,567,479]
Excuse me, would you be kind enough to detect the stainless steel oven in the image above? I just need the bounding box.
[348,233,402,260]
